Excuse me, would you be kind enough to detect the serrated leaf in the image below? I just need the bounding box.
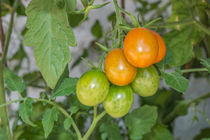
[91,20,103,39]
[64,117,72,130]
[24,0,76,89]
[42,108,58,138]
[161,71,189,93]
[4,68,25,93]
[142,124,174,140]
[99,123,123,140]
[50,78,78,99]
[164,28,204,67]
[125,105,158,140]
[19,98,36,127]
[200,58,210,73]
[65,0,77,13]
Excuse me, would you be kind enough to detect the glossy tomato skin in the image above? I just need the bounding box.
[104,48,137,86]
[150,30,166,63]
[103,85,133,118]
[123,27,159,68]
[76,69,109,106]
[131,65,159,97]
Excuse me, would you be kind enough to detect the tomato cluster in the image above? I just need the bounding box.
[76,27,166,118]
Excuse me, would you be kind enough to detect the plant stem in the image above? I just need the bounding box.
[0,0,19,139]
[33,98,82,139]
[1,0,19,62]
[181,68,208,73]
[0,61,12,140]
[82,111,106,140]
[0,1,5,53]
[163,92,210,124]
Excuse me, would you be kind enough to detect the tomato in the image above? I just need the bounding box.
[123,27,159,68]
[104,48,137,86]
[150,30,166,63]
[76,69,109,106]
[103,85,133,118]
[131,65,159,97]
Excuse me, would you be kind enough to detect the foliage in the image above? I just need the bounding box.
[0,0,210,140]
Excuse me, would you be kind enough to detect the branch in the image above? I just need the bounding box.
[163,92,210,124]
[1,0,19,63]
[0,1,5,56]
[181,68,208,73]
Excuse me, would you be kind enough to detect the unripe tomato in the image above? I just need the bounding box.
[76,69,109,106]
[131,65,159,97]
[104,48,137,86]
[123,27,159,68]
[150,30,166,63]
[103,85,133,118]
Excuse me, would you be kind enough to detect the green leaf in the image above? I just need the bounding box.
[164,28,204,67]
[200,58,210,73]
[63,117,72,130]
[50,78,78,99]
[69,106,79,114]
[24,0,76,89]
[56,0,65,8]
[68,13,84,28]
[174,101,188,116]
[42,108,58,138]
[19,98,36,127]
[4,68,25,93]
[142,124,174,140]
[194,128,210,140]
[65,0,77,13]
[161,71,189,93]
[91,20,103,39]
[125,105,158,140]
[81,0,88,7]
[99,123,123,140]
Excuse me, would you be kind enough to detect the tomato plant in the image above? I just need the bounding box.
[103,85,133,118]
[131,65,159,97]
[0,0,210,140]
[123,27,159,68]
[76,69,109,106]
[104,48,137,86]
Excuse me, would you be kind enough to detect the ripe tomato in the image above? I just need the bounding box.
[76,69,109,106]
[103,85,133,118]
[123,27,159,68]
[104,48,137,86]
[150,30,166,63]
[131,65,159,97]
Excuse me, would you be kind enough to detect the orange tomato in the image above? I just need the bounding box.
[104,48,137,86]
[150,30,166,63]
[123,27,159,68]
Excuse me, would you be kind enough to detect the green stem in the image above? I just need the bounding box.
[0,61,12,140]
[181,68,208,73]
[82,111,106,140]
[32,98,82,140]
[163,92,210,124]
[189,92,210,106]
[0,97,83,140]
[0,0,19,139]
[149,20,194,29]
[95,42,109,52]
[1,0,19,62]
[143,17,162,28]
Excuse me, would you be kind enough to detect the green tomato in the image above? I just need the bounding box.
[131,65,159,97]
[76,69,109,106]
[103,85,133,118]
